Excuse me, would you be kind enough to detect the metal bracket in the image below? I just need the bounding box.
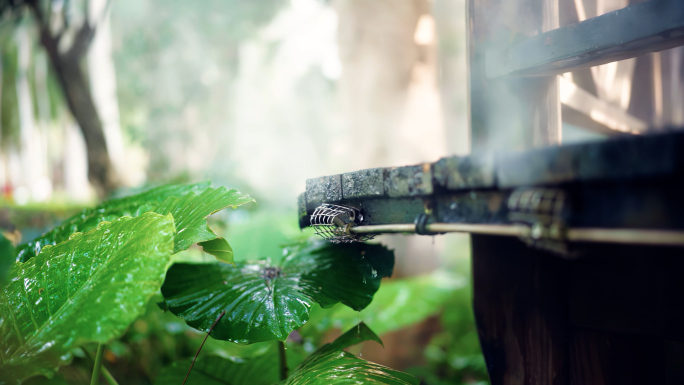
[414,213,445,236]
[508,188,569,255]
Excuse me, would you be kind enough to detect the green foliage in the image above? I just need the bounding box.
[305,270,466,341]
[410,255,490,385]
[286,349,419,385]
[155,348,280,385]
[0,213,176,384]
[0,232,14,283]
[16,183,205,261]
[326,322,383,351]
[285,323,418,385]
[226,209,315,264]
[1,183,483,384]
[416,284,489,385]
[161,240,394,343]
[16,183,254,264]
[155,187,254,255]
[156,323,418,385]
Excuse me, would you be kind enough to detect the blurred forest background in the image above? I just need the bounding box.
[0,0,469,204]
[1,1,488,384]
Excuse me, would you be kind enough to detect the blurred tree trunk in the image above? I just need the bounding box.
[27,0,117,197]
[334,0,429,169]
[88,5,126,185]
[434,0,469,156]
[16,26,38,189]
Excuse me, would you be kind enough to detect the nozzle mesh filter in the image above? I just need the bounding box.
[311,203,375,243]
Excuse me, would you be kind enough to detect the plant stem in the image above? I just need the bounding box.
[278,340,288,381]
[83,347,119,385]
[101,367,120,385]
[90,344,106,385]
[183,310,226,385]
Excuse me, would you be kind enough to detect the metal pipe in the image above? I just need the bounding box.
[351,223,526,237]
[348,222,684,246]
[428,223,527,237]
[352,224,417,234]
[566,228,684,247]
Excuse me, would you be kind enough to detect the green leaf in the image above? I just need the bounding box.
[310,270,466,338]
[16,183,254,264]
[15,183,206,262]
[154,187,253,255]
[286,324,418,385]
[0,232,14,284]
[0,213,176,383]
[327,322,383,351]
[155,349,279,385]
[285,349,419,385]
[155,325,413,385]
[161,240,394,343]
[201,338,273,361]
[198,238,233,266]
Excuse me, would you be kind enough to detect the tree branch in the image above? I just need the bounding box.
[25,0,62,61]
[68,0,113,59]
[67,21,95,58]
[24,0,46,27]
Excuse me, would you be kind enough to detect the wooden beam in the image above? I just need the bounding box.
[487,0,684,78]
[559,76,646,134]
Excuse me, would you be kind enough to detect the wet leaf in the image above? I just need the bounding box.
[15,183,206,262]
[203,339,272,361]
[0,213,176,384]
[16,183,254,264]
[161,240,394,343]
[156,324,413,385]
[285,349,419,385]
[327,322,383,351]
[155,347,279,385]
[197,238,233,266]
[306,270,466,339]
[155,187,253,257]
[285,323,418,385]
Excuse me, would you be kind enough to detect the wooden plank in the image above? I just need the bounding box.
[305,174,343,212]
[432,153,495,191]
[559,76,646,134]
[495,130,684,187]
[565,243,684,384]
[567,245,684,341]
[488,0,684,78]
[385,164,433,197]
[298,131,684,231]
[569,328,684,385]
[342,168,385,199]
[472,235,569,385]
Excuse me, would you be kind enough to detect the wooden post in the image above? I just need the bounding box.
[472,236,568,385]
[467,0,565,384]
